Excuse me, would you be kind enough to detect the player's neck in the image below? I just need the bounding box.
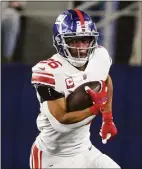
[77,66,85,71]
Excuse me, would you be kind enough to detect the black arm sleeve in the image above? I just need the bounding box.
[37,86,64,102]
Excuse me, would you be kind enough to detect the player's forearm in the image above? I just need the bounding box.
[60,108,93,124]
[48,99,94,125]
[45,102,95,132]
[103,75,113,113]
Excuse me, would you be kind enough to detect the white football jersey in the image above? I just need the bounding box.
[31,46,112,156]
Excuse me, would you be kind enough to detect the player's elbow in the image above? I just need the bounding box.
[56,116,70,124]
[54,112,68,124]
[50,112,66,124]
[57,117,65,124]
[47,114,72,133]
[49,117,73,133]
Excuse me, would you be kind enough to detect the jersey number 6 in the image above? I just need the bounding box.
[47,59,62,69]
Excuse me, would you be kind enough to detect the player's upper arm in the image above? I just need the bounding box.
[35,84,66,123]
[33,83,71,133]
[38,86,67,123]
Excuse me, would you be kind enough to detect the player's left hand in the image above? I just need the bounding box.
[85,81,108,112]
[100,112,117,144]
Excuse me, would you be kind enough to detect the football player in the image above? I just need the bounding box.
[30,9,120,168]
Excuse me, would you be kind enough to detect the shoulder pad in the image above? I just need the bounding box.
[96,45,112,64]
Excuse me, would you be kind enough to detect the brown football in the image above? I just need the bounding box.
[66,81,101,112]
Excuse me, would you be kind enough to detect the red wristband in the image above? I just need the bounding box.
[89,105,99,115]
[102,112,113,122]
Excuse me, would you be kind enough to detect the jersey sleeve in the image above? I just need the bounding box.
[31,61,55,88]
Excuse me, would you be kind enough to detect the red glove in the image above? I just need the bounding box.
[100,112,118,144]
[85,81,108,115]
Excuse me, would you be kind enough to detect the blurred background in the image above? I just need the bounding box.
[1,1,142,168]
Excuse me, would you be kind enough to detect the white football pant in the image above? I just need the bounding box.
[30,144,121,168]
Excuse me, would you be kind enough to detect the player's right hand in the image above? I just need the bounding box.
[85,81,108,114]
